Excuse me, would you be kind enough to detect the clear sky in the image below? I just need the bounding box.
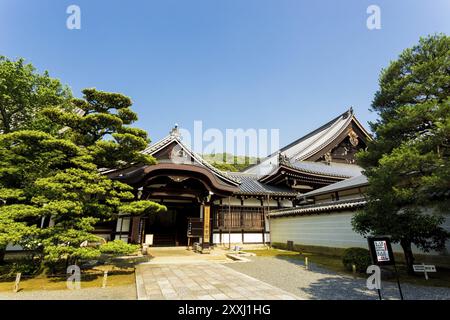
[1,0,449,154]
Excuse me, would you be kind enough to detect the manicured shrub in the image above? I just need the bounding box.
[99,240,140,256]
[0,260,40,279]
[342,247,372,273]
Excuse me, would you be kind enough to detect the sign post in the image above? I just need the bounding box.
[13,273,21,293]
[413,263,436,280]
[102,271,108,288]
[367,236,403,300]
[187,217,204,251]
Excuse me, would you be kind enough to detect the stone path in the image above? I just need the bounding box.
[135,262,299,300]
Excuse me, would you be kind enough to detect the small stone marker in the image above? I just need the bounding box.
[413,263,436,280]
[352,264,357,278]
[13,273,21,293]
[102,271,108,288]
[305,257,309,270]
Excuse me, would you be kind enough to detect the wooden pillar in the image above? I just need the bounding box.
[202,204,211,252]
[130,217,141,244]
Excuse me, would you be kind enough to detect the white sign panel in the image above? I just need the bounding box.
[413,265,436,272]
[145,234,154,246]
[374,240,390,262]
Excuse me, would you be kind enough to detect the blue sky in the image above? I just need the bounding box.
[1,0,449,154]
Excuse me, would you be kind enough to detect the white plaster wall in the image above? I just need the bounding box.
[213,233,243,244]
[279,199,293,207]
[268,199,278,207]
[213,232,269,244]
[243,198,261,206]
[243,233,263,243]
[270,212,450,256]
[223,197,242,206]
[270,212,365,248]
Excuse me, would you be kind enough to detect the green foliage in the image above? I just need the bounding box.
[119,201,166,215]
[202,153,259,172]
[342,248,372,273]
[99,240,140,255]
[0,56,72,133]
[0,72,165,266]
[42,88,156,169]
[354,34,450,274]
[371,34,450,121]
[0,131,76,263]
[0,260,40,278]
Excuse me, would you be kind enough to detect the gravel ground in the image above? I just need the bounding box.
[225,256,450,300]
[0,285,136,300]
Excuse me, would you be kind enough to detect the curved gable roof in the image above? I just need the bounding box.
[141,133,240,186]
[243,108,372,175]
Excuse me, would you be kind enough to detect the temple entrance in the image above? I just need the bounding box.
[145,202,200,246]
[111,162,239,249]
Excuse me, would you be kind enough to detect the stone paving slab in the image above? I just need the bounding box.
[135,262,300,300]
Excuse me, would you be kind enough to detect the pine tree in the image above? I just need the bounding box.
[0,131,81,264]
[0,87,165,268]
[353,34,450,274]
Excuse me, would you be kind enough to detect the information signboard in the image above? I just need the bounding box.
[413,264,436,272]
[367,236,395,266]
[203,205,211,245]
[187,218,203,237]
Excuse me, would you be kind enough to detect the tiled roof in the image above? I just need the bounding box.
[289,112,354,161]
[141,134,240,185]
[269,198,367,217]
[302,174,368,198]
[141,135,174,155]
[141,135,298,196]
[244,108,371,175]
[106,131,297,195]
[288,161,363,178]
[227,173,299,196]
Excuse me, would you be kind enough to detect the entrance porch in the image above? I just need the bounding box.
[111,163,238,251]
[144,201,200,247]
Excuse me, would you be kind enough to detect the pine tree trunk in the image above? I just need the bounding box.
[400,239,415,275]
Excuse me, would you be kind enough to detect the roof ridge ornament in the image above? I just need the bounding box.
[343,107,353,119]
[324,152,332,165]
[278,152,289,166]
[170,123,181,138]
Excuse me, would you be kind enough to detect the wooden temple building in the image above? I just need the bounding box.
[99,108,372,250]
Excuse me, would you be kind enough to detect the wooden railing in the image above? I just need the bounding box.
[213,206,264,231]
